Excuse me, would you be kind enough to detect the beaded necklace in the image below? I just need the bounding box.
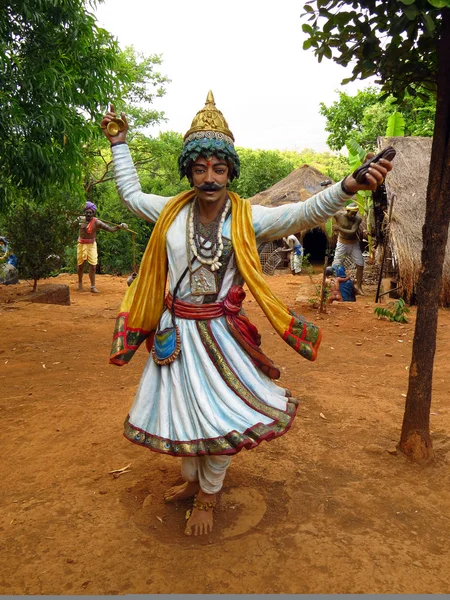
[188,197,230,272]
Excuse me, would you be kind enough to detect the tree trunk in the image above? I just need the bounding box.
[398,9,450,462]
[33,278,38,293]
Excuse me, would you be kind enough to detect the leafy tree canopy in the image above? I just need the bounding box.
[320,87,436,151]
[0,1,168,208]
[301,0,448,101]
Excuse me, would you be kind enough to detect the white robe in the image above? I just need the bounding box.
[112,145,352,456]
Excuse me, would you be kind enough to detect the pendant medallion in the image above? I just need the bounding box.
[190,265,218,296]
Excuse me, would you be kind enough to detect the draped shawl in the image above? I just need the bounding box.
[110,190,321,366]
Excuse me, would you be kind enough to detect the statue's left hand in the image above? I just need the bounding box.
[343,152,393,194]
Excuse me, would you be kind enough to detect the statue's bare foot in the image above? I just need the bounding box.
[90,286,100,293]
[355,287,365,296]
[77,285,83,291]
[164,480,200,503]
[184,492,216,537]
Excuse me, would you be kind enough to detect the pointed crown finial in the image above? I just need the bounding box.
[183,90,234,142]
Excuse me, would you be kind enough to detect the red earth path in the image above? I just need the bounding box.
[1,272,450,594]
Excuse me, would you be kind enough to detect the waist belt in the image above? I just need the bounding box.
[78,238,95,244]
[166,285,280,380]
[338,237,357,245]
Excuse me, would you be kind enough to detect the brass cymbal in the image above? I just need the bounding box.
[106,118,125,137]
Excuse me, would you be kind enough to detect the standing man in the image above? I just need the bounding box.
[332,202,365,295]
[101,92,392,537]
[282,234,304,275]
[74,201,128,293]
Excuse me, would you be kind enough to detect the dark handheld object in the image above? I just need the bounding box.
[352,146,396,184]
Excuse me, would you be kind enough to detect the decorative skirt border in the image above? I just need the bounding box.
[123,320,298,457]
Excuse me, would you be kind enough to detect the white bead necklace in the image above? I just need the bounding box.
[188,197,230,272]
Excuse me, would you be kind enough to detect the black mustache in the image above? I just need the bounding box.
[196,182,225,192]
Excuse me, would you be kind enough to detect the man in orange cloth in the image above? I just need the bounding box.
[75,201,128,293]
[101,92,392,536]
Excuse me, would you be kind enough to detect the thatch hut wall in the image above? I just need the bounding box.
[248,164,334,211]
[379,136,450,306]
[248,164,334,265]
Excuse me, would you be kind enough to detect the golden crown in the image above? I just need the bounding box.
[183,90,234,142]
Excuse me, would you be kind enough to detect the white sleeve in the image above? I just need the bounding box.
[252,182,353,243]
[111,144,171,223]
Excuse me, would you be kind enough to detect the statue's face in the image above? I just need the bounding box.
[84,208,95,220]
[346,210,357,220]
[191,155,229,205]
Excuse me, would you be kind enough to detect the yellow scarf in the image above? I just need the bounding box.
[110,190,321,365]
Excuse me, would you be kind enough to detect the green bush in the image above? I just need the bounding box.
[6,200,73,291]
[374,298,410,323]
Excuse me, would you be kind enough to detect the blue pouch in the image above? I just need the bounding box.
[151,260,192,366]
[152,325,181,365]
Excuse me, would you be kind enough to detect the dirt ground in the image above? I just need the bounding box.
[1,271,450,595]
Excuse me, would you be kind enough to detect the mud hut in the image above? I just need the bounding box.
[248,164,334,265]
[379,136,450,306]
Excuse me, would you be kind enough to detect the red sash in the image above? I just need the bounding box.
[165,285,280,380]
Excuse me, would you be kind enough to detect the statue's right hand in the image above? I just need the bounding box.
[100,103,129,144]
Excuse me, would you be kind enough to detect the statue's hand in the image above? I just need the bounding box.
[100,103,129,144]
[343,147,395,194]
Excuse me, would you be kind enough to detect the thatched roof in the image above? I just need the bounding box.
[248,164,334,208]
[379,136,450,306]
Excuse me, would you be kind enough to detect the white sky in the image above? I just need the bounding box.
[95,0,371,152]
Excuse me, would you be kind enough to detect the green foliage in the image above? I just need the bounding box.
[96,203,154,276]
[112,46,169,130]
[0,3,169,210]
[136,132,190,196]
[280,148,350,181]
[319,87,383,151]
[5,198,75,290]
[346,139,366,168]
[308,281,330,305]
[0,1,123,206]
[302,1,445,103]
[319,87,436,151]
[230,149,295,198]
[325,217,333,238]
[301,253,315,281]
[386,111,406,136]
[86,131,189,202]
[374,298,410,323]
[230,147,350,198]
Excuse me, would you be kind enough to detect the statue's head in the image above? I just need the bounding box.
[178,91,240,185]
[83,201,97,220]
[345,202,359,220]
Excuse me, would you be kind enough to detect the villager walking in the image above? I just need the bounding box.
[283,234,304,275]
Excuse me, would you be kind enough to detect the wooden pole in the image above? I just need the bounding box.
[375,193,396,303]
[318,255,329,313]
